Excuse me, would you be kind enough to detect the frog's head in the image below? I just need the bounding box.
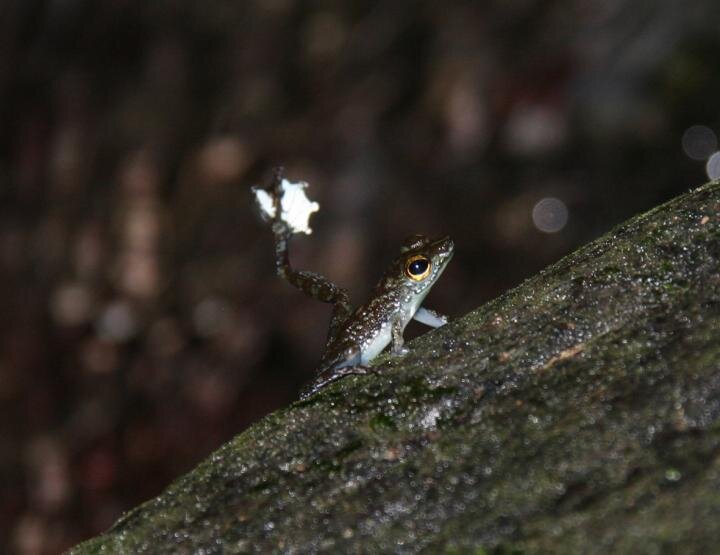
[388,234,454,297]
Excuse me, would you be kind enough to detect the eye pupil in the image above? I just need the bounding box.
[409,258,429,276]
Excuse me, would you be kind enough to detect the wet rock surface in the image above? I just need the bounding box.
[72,182,720,554]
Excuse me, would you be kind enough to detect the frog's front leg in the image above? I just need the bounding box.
[391,319,410,356]
[413,307,448,328]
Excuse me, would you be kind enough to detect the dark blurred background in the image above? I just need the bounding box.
[2,1,720,552]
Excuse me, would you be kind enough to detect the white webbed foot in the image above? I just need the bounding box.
[413,307,449,328]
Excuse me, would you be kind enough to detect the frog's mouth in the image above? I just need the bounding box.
[432,235,454,261]
[434,252,452,279]
[427,237,454,284]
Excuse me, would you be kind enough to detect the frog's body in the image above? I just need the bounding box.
[258,171,453,398]
[304,235,453,398]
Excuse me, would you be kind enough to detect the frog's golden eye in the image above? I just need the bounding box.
[405,255,432,281]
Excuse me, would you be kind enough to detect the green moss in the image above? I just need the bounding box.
[369,413,397,432]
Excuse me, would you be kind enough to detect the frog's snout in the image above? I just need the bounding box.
[435,235,454,258]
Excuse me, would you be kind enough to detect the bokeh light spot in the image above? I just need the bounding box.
[706,151,720,180]
[682,125,717,161]
[199,137,249,183]
[97,301,137,343]
[50,283,93,326]
[193,297,232,338]
[532,197,569,234]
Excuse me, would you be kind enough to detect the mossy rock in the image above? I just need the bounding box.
[72,182,720,554]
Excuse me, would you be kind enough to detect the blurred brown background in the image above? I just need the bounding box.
[2,1,720,552]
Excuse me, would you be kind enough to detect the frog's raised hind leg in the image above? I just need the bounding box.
[265,168,353,345]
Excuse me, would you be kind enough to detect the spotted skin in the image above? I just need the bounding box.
[302,235,454,398]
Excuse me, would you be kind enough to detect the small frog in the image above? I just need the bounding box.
[256,170,453,399]
[301,233,454,398]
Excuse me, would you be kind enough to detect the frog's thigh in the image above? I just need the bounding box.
[300,358,367,400]
[335,346,362,369]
